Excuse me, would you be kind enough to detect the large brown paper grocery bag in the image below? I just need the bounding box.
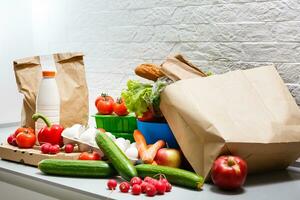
[13,52,89,129]
[160,66,300,180]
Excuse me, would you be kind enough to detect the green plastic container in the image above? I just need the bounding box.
[93,113,137,133]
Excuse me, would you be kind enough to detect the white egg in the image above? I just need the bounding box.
[124,140,131,150]
[116,137,126,144]
[130,142,137,148]
[125,147,138,159]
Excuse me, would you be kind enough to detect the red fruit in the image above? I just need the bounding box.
[119,182,130,193]
[211,155,248,190]
[131,184,141,195]
[49,144,60,154]
[137,109,154,122]
[78,151,101,160]
[145,184,157,197]
[95,93,114,108]
[144,177,158,186]
[64,144,74,153]
[140,181,148,193]
[7,134,18,146]
[14,127,34,137]
[155,181,166,194]
[155,148,182,168]
[113,98,129,116]
[16,131,36,148]
[40,143,52,154]
[166,183,172,192]
[130,177,142,186]
[107,179,117,190]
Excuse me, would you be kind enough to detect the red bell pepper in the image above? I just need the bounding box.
[32,113,64,146]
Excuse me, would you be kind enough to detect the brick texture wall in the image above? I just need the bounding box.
[44,0,300,114]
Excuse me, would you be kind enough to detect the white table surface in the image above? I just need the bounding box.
[0,125,300,200]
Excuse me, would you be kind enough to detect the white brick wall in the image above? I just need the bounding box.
[40,0,300,114]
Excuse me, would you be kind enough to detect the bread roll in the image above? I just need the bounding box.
[134,63,165,81]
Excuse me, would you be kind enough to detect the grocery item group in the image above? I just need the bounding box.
[2,53,300,197]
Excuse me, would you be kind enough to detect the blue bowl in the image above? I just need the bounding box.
[137,120,179,148]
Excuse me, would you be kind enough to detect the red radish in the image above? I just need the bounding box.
[155,181,166,194]
[49,144,60,154]
[160,178,169,184]
[140,181,148,193]
[144,176,154,183]
[131,184,141,195]
[145,184,157,197]
[166,183,172,192]
[119,182,130,193]
[64,144,74,153]
[7,134,17,146]
[41,143,52,154]
[130,177,142,186]
[107,179,117,190]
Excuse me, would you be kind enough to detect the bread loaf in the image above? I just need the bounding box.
[134,63,165,81]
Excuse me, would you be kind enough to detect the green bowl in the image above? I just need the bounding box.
[92,113,137,133]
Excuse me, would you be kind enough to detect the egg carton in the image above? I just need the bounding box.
[61,124,138,163]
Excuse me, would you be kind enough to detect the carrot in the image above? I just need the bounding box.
[133,129,165,164]
[133,130,147,157]
[141,140,165,164]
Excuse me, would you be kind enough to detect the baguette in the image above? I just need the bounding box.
[134,63,165,81]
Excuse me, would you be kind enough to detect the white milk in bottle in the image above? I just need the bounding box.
[35,71,60,137]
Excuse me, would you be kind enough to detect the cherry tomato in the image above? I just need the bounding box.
[145,184,157,197]
[16,131,36,148]
[97,99,114,115]
[119,182,130,193]
[14,127,34,137]
[78,151,101,160]
[40,143,52,154]
[130,177,142,186]
[95,93,114,108]
[131,184,141,195]
[113,98,129,116]
[64,144,74,153]
[107,179,117,190]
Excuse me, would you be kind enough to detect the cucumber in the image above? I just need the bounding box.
[38,159,116,178]
[95,132,137,181]
[135,164,204,190]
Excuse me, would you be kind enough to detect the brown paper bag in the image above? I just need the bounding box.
[14,52,89,128]
[160,54,207,81]
[160,65,300,180]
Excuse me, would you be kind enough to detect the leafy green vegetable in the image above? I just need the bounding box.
[121,80,152,116]
[121,80,167,117]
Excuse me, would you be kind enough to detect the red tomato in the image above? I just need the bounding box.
[16,131,36,148]
[96,99,114,115]
[211,155,248,190]
[113,98,129,116]
[78,151,101,160]
[13,127,34,137]
[95,93,114,108]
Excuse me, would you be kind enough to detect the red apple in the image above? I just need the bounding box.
[154,148,182,168]
[211,155,248,190]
